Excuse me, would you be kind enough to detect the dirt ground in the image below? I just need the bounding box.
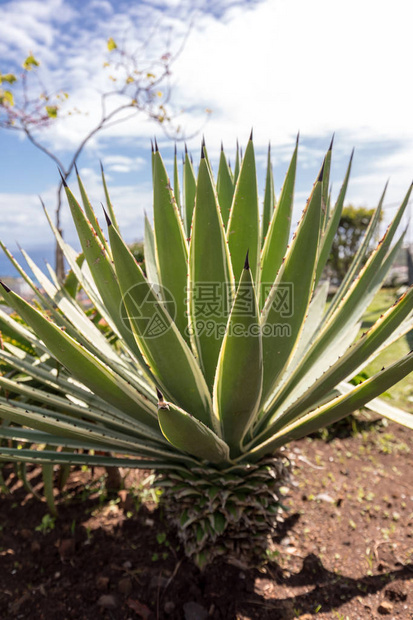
[0,416,412,620]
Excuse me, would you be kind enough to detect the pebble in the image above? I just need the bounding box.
[96,576,110,590]
[118,577,132,595]
[97,594,117,609]
[377,600,393,615]
[164,601,175,614]
[58,538,75,560]
[314,492,335,503]
[183,602,208,620]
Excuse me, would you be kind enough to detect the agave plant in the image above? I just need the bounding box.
[1,134,412,567]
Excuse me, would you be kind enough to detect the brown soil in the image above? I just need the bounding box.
[0,417,412,619]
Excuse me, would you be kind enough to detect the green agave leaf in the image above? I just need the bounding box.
[0,397,151,455]
[216,144,234,227]
[248,350,413,460]
[157,393,231,465]
[262,285,413,438]
[0,284,158,429]
[183,146,197,237]
[0,447,189,471]
[314,150,353,286]
[344,312,413,380]
[42,206,139,356]
[227,135,260,282]
[189,155,234,389]
[321,136,333,229]
[63,252,85,298]
[15,246,154,401]
[0,427,129,452]
[337,383,413,429]
[17,462,42,501]
[1,241,58,319]
[260,169,323,405]
[152,149,188,337]
[0,396,186,462]
[61,180,147,364]
[144,212,160,287]
[107,217,216,430]
[287,280,330,366]
[213,257,262,454]
[42,460,58,516]
[324,190,331,232]
[259,137,298,307]
[323,184,384,319]
[260,143,275,245]
[17,247,120,362]
[76,165,108,250]
[0,373,158,440]
[233,140,241,186]
[100,161,119,229]
[0,306,36,352]
[173,144,182,215]
[0,347,132,419]
[267,187,411,415]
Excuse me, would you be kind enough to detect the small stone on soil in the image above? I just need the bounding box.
[97,594,117,609]
[96,575,110,590]
[377,600,393,615]
[183,601,208,620]
[164,601,175,614]
[30,540,41,553]
[118,577,132,595]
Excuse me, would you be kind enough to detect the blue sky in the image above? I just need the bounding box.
[1,0,412,276]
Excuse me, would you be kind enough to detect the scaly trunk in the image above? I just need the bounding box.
[155,454,291,568]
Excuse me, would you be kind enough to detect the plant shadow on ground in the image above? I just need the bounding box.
[1,420,412,619]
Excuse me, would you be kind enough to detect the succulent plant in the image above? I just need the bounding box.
[0,134,412,567]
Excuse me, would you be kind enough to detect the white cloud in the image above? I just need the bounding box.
[1,0,413,254]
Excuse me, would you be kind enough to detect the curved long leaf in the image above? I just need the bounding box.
[248,350,413,461]
[189,155,234,389]
[0,284,158,428]
[227,136,260,282]
[260,143,275,245]
[259,138,298,307]
[144,213,160,287]
[260,168,323,405]
[213,258,262,454]
[337,383,413,429]
[157,395,230,465]
[152,149,188,338]
[61,180,147,364]
[261,285,413,439]
[183,147,196,237]
[267,187,412,415]
[217,145,234,227]
[314,150,353,285]
[107,217,216,430]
